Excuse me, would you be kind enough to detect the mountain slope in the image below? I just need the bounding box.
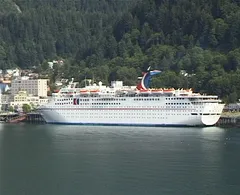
[0,0,22,15]
[104,0,240,102]
[0,0,136,68]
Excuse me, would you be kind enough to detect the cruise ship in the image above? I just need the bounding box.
[38,69,224,126]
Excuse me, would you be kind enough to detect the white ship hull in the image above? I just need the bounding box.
[39,97,224,127]
[38,69,224,127]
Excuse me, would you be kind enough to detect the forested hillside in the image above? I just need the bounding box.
[1,0,240,102]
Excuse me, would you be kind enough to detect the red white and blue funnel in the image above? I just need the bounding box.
[136,67,161,90]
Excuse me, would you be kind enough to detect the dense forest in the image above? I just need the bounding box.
[1,0,240,102]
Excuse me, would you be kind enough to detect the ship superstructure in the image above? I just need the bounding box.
[38,69,224,126]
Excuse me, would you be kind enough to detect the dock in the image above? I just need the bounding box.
[5,114,27,123]
[25,112,46,124]
[216,112,240,127]
[0,112,46,124]
[0,112,19,122]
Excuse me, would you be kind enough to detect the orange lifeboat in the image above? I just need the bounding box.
[151,89,163,94]
[90,89,100,92]
[163,88,175,93]
[139,89,151,94]
[90,89,100,95]
[80,89,90,94]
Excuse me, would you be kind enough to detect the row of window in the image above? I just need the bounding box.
[53,103,201,108]
[54,97,219,103]
[134,98,162,101]
[166,102,190,105]
[51,105,196,110]
[166,98,186,100]
[56,98,127,102]
[92,98,126,101]
[191,113,221,115]
[61,112,193,115]
[55,102,123,105]
[65,116,168,119]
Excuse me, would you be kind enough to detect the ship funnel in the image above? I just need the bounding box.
[137,69,162,90]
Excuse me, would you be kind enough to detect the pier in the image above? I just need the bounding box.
[0,112,46,124]
[0,112,19,122]
[25,112,46,124]
[216,112,240,127]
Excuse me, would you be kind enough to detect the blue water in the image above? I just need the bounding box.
[0,124,239,195]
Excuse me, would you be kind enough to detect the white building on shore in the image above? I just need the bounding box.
[11,78,48,97]
[9,91,49,109]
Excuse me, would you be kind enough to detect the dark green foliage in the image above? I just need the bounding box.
[8,105,14,112]
[1,0,240,102]
[22,104,31,113]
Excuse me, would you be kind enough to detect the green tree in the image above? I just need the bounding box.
[22,104,31,113]
[116,66,138,86]
[8,106,14,112]
[2,0,240,100]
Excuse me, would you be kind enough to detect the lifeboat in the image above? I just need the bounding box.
[139,89,151,94]
[80,89,90,95]
[178,88,193,96]
[151,88,163,94]
[90,89,100,95]
[163,88,175,93]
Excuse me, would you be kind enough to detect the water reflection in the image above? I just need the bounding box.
[0,124,239,195]
[201,126,225,134]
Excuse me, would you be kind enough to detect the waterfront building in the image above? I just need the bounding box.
[0,93,10,111]
[11,78,48,97]
[10,91,49,110]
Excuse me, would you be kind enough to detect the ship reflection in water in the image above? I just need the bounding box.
[0,124,239,195]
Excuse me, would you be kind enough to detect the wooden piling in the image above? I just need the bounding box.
[25,112,46,124]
